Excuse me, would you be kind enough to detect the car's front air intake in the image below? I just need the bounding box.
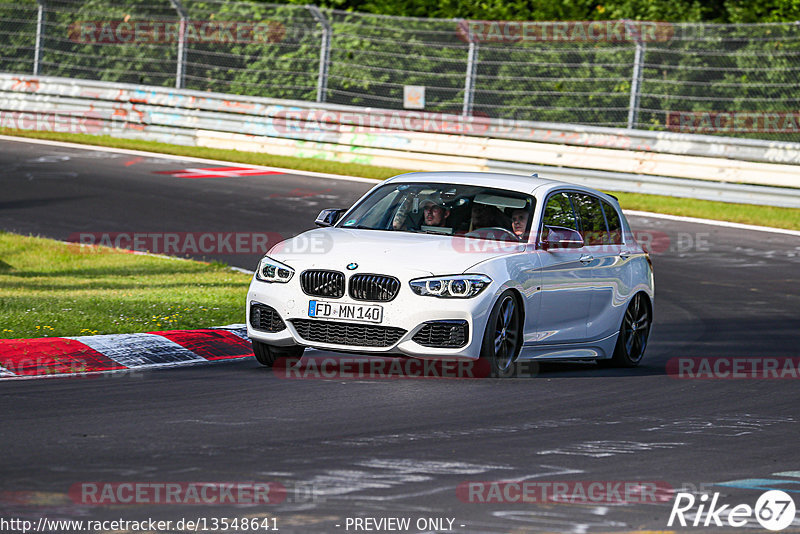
[300,270,345,298]
[349,274,401,302]
[412,320,469,348]
[249,303,286,332]
[291,319,406,347]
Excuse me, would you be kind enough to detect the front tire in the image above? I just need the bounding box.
[480,290,522,375]
[252,340,305,367]
[601,292,651,368]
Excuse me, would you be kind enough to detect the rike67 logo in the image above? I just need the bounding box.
[668,490,796,530]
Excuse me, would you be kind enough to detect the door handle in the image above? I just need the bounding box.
[579,254,594,264]
[619,250,631,259]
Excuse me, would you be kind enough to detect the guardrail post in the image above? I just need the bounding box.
[33,0,45,75]
[169,0,188,89]
[625,20,645,130]
[462,23,479,117]
[307,5,331,103]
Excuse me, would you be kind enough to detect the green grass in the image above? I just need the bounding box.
[0,232,253,340]
[2,129,799,230]
[612,192,800,230]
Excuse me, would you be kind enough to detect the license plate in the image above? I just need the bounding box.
[308,300,383,324]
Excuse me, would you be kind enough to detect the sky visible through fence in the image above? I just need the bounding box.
[1,0,799,141]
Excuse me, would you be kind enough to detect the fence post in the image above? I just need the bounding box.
[461,21,478,117]
[33,0,45,75]
[168,0,188,89]
[307,5,331,103]
[625,20,645,130]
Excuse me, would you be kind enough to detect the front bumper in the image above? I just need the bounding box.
[246,275,496,359]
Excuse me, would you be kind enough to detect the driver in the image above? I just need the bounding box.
[421,198,450,227]
[392,194,450,230]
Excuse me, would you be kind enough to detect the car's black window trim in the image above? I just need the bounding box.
[569,192,603,244]
[538,190,581,249]
[599,197,626,246]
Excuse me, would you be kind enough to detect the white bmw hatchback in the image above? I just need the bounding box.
[247,172,654,373]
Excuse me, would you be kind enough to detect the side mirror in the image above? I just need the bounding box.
[539,226,584,250]
[315,208,347,227]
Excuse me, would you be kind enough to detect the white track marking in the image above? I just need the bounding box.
[626,210,800,236]
[641,415,794,437]
[538,440,685,458]
[67,333,204,368]
[211,324,249,340]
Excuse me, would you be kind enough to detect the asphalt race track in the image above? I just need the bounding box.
[1,137,800,533]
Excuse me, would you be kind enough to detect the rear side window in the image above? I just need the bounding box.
[601,199,623,245]
[571,193,607,245]
[542,192,578,231]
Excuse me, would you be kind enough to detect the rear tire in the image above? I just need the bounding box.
[599,292,651,368]
[252,340,305,367]
[480,290,522,376]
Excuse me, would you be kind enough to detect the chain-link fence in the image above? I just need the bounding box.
[2,0,799,141]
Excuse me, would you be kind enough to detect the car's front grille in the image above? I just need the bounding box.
[349,274,401,302]
[412,321,469,348]
[291,319,406,347]
[300,270,345,298]
[250,303,286,332]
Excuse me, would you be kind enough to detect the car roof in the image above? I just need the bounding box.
[386,171,554,193]
[385,171,620,205]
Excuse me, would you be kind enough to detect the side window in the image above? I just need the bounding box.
[571,193,607,245]
[542,192,578,231]
[601,199,623,245]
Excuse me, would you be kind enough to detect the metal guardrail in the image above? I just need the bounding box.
[193,129,800,190]
[1,74,799,208]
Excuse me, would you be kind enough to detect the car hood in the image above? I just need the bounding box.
[269,228,525,276]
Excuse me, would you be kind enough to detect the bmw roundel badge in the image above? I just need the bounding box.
[346,262,358,270]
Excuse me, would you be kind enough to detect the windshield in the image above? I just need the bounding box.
[338,182,536,241]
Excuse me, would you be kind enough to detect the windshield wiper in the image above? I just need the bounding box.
[342,225,382,231]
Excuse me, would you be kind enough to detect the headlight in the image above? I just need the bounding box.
[409,274,491,298]
[255,256,294,283]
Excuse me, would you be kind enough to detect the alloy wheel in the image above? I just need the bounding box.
[622,293,650,363]
[493,295,520,371]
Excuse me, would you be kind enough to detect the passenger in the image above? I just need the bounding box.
[469,202,507,231]
[510,208,530,237]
